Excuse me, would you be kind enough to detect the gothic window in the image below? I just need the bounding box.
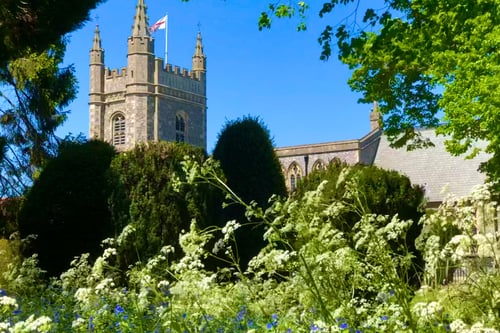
[112,114,126,146]
[288,162,303,192]
[176,114,186,143]
[312,159,327,171]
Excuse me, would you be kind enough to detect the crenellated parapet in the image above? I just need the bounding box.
[89,0,207,150]
[156,58,205,96]
[162,61,204,81]
[105,67,128,79]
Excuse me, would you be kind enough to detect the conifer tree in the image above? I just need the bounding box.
[212,116,287,268]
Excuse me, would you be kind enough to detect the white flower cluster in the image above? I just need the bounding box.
[102,247,117,261]
[413,301,443,322]
[221,220,241,242]
[6,315,52,333]
[94,277,115,295]
[0,295,17,309]
[450,319,499,333]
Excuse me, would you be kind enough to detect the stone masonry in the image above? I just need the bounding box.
[89,0,207,151]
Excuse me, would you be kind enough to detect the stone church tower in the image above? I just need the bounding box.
[89,0,207,150]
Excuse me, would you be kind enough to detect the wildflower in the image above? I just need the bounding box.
[115,305,125,316]
[381,315,388,321]
[235,306,246,322]
[340,322,348,330]
[0,296,17,309]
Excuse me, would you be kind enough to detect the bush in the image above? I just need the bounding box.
[295,159,426,285]
[18,140,116,277]
[212,116,287,268]
[0,198,21,238]
[108,141,211,268]
[0,238,21,288]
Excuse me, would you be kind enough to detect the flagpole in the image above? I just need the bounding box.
[165,13,168,64]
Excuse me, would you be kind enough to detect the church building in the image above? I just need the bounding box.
[89,0,207,150]
[89,0,489,206]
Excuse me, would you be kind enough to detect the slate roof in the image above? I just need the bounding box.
[373,128,490,203]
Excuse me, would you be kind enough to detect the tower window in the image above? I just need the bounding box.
[112,114,126,146]
[176,114,186,143]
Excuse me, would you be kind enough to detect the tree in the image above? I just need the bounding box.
[260,0,500,182]
[0,41,76,195]
[18,140,116,277]
[0,0,104,67]
[212,116,287,268]
[108,141,211,268]
[0,0,104,195]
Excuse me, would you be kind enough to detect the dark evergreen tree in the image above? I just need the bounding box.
[18,140,116,277]
[0,0,104,67]
[108,141,211,268]
[212,116,287,269]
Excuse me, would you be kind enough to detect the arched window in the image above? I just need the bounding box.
[288,162,303,192]
[176,114,186,143]
[112,114,126,146]
[312,159,327,171]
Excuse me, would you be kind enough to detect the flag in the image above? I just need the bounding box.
[150,15,167,32]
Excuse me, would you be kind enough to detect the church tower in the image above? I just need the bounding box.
[89,0,207,150]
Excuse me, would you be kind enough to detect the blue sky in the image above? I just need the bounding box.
[61,0,374,153]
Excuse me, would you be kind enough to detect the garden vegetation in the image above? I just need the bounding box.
[1,155,500,332]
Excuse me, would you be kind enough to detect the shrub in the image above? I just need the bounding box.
[295,159,426,285]
[212,116,287,268]
[18,140,116,277]
[0,238,21,288]
[108,141,211,269]
[0,198,21,238]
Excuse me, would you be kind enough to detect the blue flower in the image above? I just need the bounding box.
[115,305,125,316]
[340,322,348,330]
[88,316,95,331]
[381,315,388,321]
[0,289,6,296]
[272,313,278,321]
[182,313,187,319]
[235,306,247,322]
[266,323,274,330]
[310,324,319,331]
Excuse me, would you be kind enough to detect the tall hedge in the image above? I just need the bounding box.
[109,141,211,268]
[18,140,116,277]
[212,116,287,268]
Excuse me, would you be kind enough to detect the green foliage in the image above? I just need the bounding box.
[18,140,116,277]
[0,0,104,67]
[0,198,20,238]
[260,0,500,183]
[0,41,77,195]
[0,0,102,195]
[0,238,21,289]
[212,116,287,268]
[295,160,426,285]
[108,141,211,269]
[1,157,500,332]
